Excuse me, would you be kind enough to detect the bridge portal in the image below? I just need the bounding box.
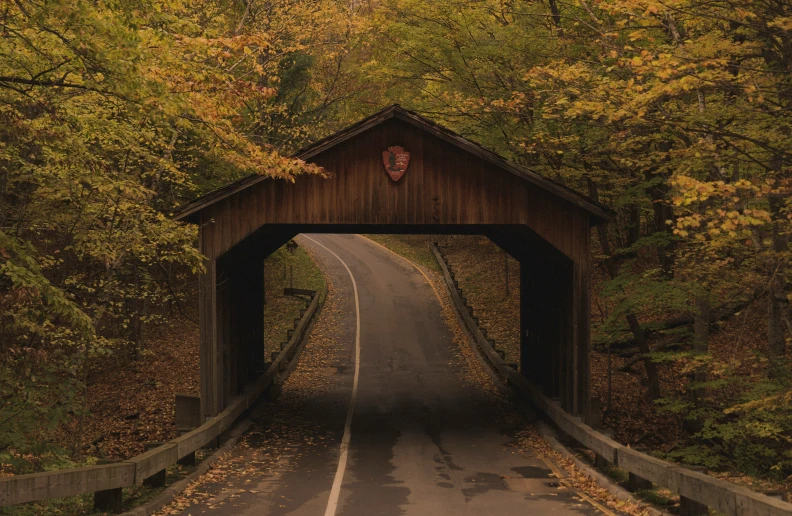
[174,105,614,423]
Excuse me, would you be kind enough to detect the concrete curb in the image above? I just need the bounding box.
[535,421,672,516]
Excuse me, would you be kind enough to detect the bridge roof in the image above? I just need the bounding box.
[174,104,614,224]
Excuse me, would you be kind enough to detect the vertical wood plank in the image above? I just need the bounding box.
[198,213,216,419]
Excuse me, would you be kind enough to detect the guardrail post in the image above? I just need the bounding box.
[628,471,652,491]
[176,394,201,466]
[143,442,167,487]
[591,427,614,469]
[94,459,123,513]
[679,465,709,516]
[626,447,652,491]
[267,383,283,401]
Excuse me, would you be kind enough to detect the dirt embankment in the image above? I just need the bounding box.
[61,243,325,463]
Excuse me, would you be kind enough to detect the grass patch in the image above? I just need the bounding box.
[638,488,678,508]
[362,234,442,273]
[604,465,629,483]
[599,463,679,511]
[264,242,326,359]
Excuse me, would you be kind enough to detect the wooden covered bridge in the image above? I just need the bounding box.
[175,105,614,424]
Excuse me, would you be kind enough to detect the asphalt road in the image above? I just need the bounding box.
[160,234,610,516]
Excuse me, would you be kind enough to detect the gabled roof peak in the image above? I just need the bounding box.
[174,104,614,223]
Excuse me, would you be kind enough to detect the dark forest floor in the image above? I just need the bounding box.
[63,242,326,463]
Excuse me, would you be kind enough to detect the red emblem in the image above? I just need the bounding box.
[382,146,410,182]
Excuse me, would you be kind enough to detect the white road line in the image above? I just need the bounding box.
[302,235,361,516]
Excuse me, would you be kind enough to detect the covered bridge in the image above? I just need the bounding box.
[174,105,614,423]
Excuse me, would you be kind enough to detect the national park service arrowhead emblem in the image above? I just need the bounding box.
[382,146,410,182]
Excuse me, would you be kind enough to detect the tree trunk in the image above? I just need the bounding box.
[626,313,662,399]
[625,203,641,249]
[547,0,562,32]
[694,294,710,352]
[768,192,789,358]
[650,182,676,279]
[687,293,710,434]
[588,178,662,400]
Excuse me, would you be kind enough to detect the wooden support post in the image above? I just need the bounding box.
[250,258,265,380]
[175,394,201,466]
[572,260,591,421]
[679,465,709,516]
[519,260,543,388]
[203,435,221,450]
[177,449,196,467]
[94,459,123,513]
[558,258,574,413]
[143,442,166,487]
[175,394,201,431]
[199,254,223,419]
[219,259,232,408]
[680,496,709,515]
[594,454,610,470]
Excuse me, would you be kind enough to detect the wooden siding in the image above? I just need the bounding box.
[193,114,597,420]
[197,118,591,264]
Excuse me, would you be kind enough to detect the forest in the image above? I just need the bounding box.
[1,0,790,499]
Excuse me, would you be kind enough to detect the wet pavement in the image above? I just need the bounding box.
[159,234,609,516]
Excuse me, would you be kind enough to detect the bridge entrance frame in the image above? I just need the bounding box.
[174,105,615,424]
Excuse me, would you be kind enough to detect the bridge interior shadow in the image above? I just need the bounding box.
[213,223,586,447]
[232,232,566,516]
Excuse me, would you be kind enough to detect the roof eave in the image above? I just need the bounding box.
[172,104,616,225]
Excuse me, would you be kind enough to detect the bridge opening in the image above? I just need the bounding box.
[263,232,523,370]
[203,224,582,420]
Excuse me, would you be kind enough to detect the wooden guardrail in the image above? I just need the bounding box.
[430,243,792,516]
[0,289,321,509]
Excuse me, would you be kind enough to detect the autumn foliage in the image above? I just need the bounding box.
[0,0,360,472]
[0,0,790,489]
[373,0,792,480]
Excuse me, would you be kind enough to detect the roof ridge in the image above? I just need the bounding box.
[173,104,615,223]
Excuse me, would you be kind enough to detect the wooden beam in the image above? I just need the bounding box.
[575,260,592,422]
[199,243,222,417]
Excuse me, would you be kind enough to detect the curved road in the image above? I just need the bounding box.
[162,234,610,516]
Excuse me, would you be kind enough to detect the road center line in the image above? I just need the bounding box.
[302,235,361,516]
